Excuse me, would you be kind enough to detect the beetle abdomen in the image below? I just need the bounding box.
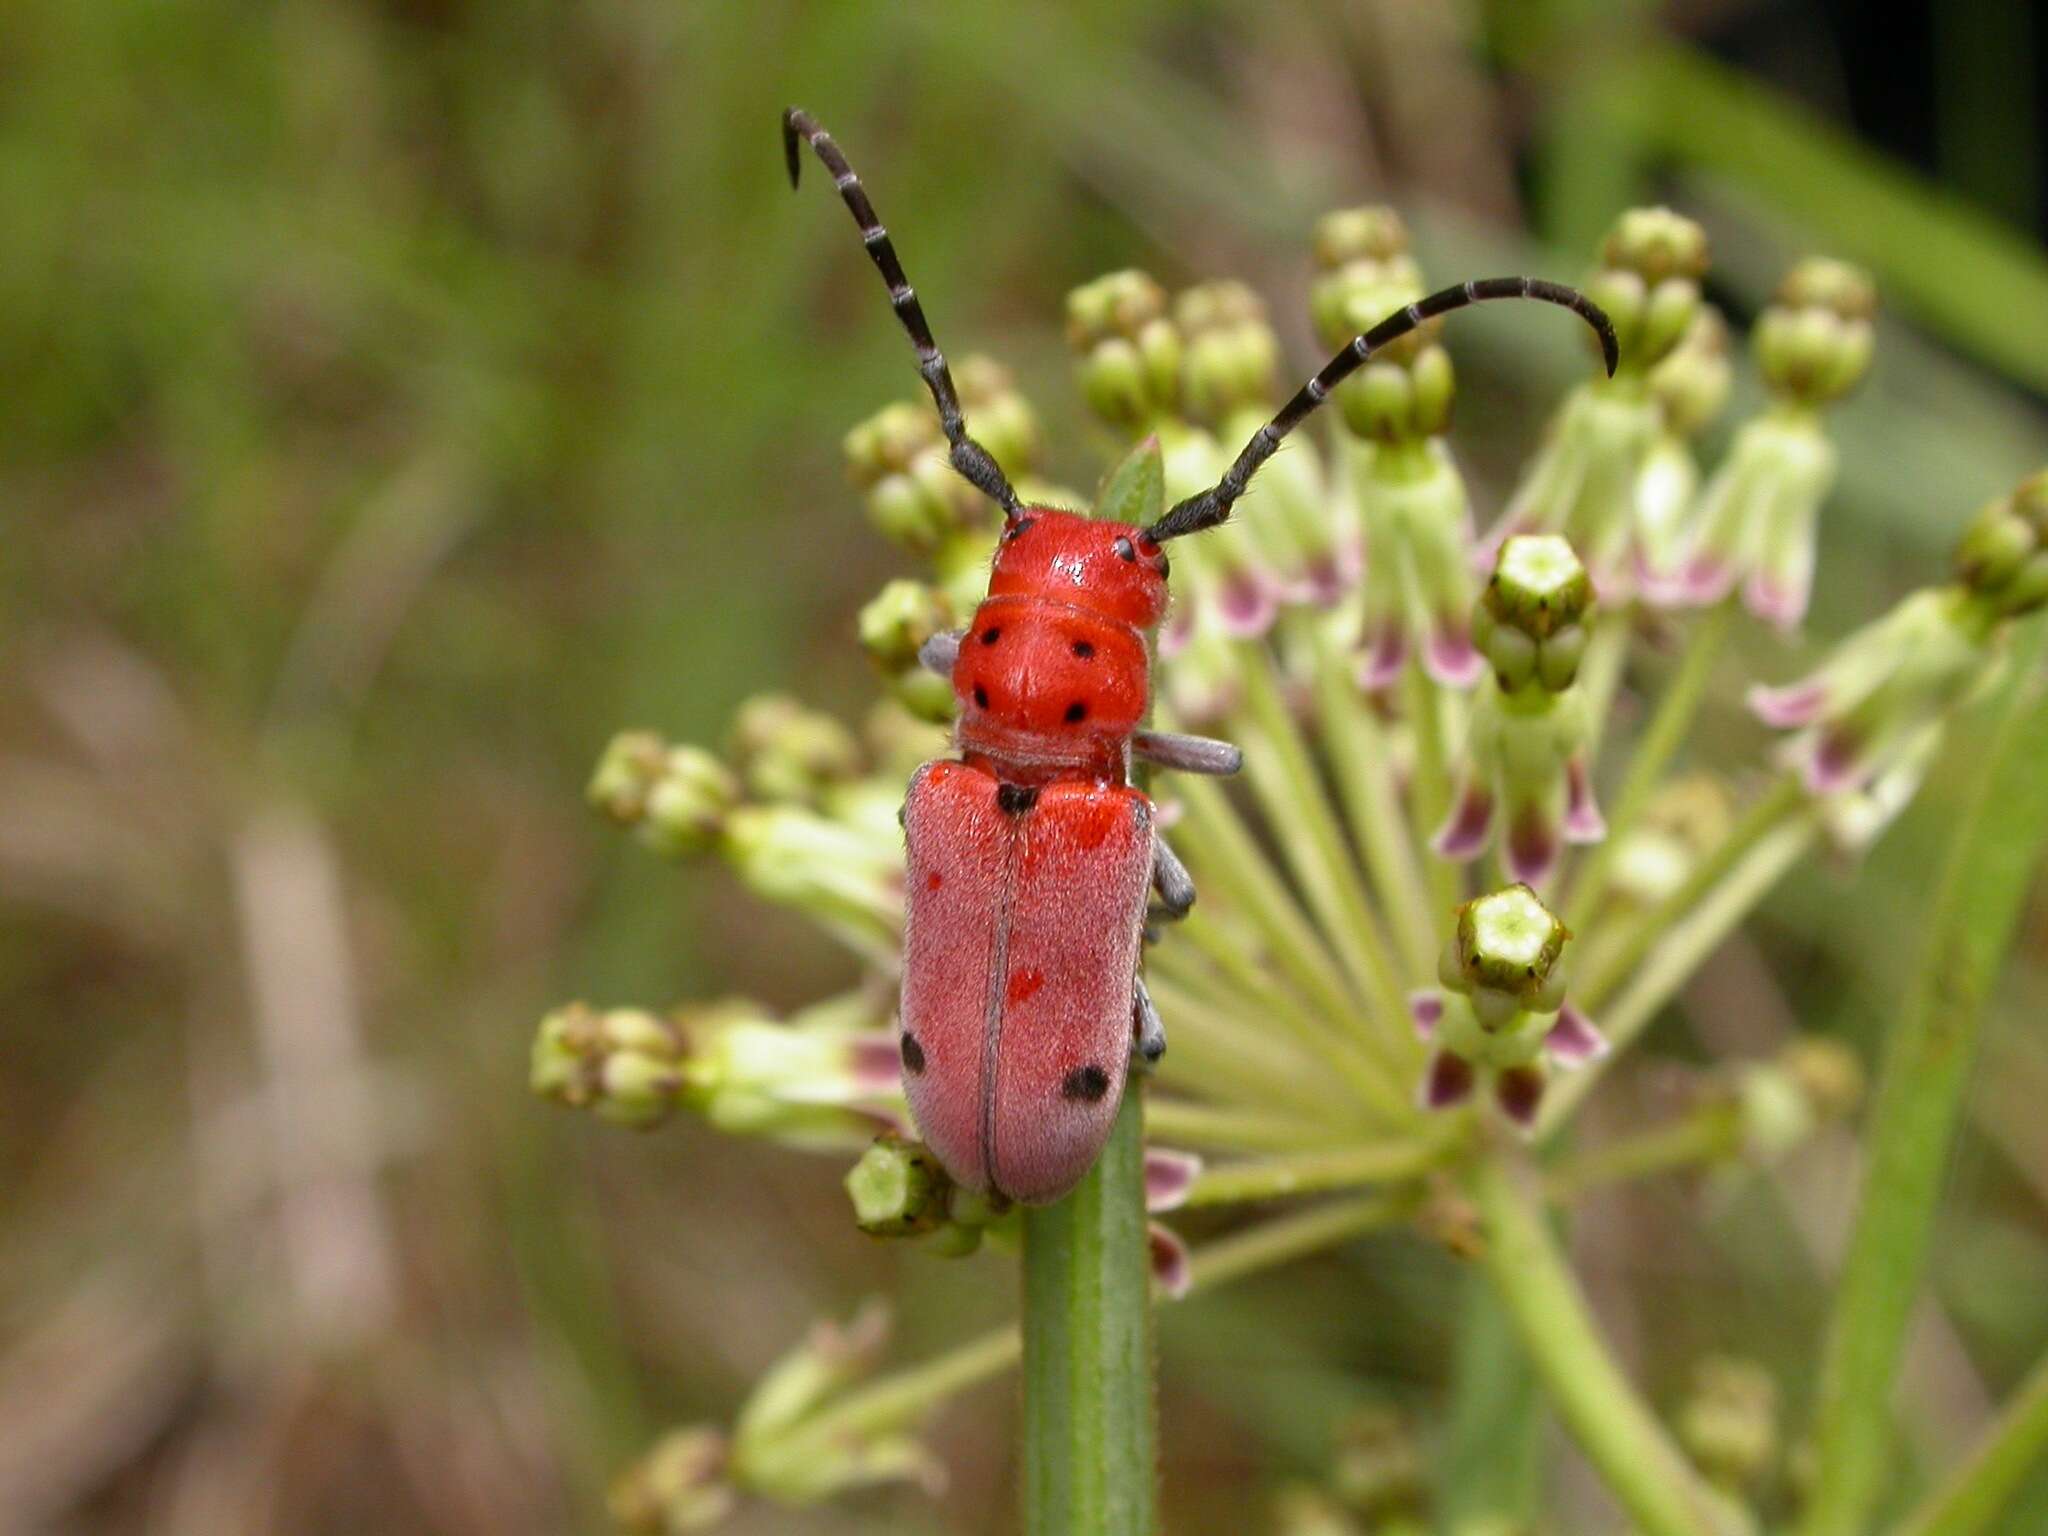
[900,760,1154,1204]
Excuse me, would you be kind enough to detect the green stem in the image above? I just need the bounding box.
[1404,657,1464,918]
[1233,644,1415,1056]
[1470,1152,1748,1536]
[1578,609,1632,760]
[1437,1268,1545,1526]
[1800,624,2048,1536]
[1145,1097,1353,1154]
[1895,1347,2048,1536]
[1543,1102,1743,1200]
[1182,1137,1451,1208]
[1309,624,1438,976]
[1182,1190,1416,1292]
[1565,603,1734,934]
[1022,1087,1156,1536]
[1538,811,1818,1141]
[1576,775,1807,1016]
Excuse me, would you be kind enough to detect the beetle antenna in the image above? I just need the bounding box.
[1146,277,1618,543]
[783,107,1022,520]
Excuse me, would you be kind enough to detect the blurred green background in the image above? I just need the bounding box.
[4,2,2046,1532]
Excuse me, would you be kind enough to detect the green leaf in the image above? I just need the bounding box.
[1800,617,2048,1536]
[1093,436,1166,527]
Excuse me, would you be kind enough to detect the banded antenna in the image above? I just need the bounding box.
[1147,277,1618,544]
[783,107,1022,519]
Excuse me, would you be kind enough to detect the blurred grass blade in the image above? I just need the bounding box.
[1800,619,2048,1536]
[1896,1345,2048,1536]
[1021,1089,1157,1536]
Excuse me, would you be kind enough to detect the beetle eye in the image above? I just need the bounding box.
[1154,552,1171,579]
[1112,536,1137,562]
[1005,517,1036,543]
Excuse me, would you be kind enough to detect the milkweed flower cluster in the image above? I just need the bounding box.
[535,200,2040,1533]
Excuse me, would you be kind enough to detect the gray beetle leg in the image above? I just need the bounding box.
[1132,973,1167,1070]
[1131,729,1243,777]
[918,629,964,675]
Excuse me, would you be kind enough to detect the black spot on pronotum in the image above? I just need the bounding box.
[996,782,1040,816]
[980,626,1001,645]
[1064,701,1087,723]
[1062,1063,1111,1101]
[900,1033,926,1074]
[1071,639,1095,659]
[973,684,989,709]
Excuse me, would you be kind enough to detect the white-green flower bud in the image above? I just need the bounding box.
[1482,535,1594,692]
[1330,1403,1424,1518]
[845,1135,951,1238]
[1452,884,1569,1003]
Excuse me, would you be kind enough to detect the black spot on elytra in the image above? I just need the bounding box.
[980,626,1001,645]
[972,684,989,709]
[996,783,1040,816]
[1064,701,1088,723]
[900,1033,926,1074]
[1062,1063,1111,1102]
[1071,639,1095,659]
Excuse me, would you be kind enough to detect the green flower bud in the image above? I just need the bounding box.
[1330,1403,1423,1516]
[843,400,982,551]
[1648,306,1734,437]
[588,729,670,826]
[1678,1356,1779,1491]
[858,579,953,678]
[955,353,1042,477]
[1174,280,1280,424]
[1453,885,1569,1003]
[730,694,861,805]
[721,804,902,957]
[1755,257,1876,405]
[1272,1484,1368,1536]
[609,1425,736,1534]
[626,745,749,868]
[1955,469,2048,616]
[1594,207,1709,372]
[532,1003,687,1129]
[1309,205,1425,358]
[1067,270,1182,426]
[845,1135,951,1238]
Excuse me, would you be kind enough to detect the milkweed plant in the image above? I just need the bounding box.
[535,205,2048,1536]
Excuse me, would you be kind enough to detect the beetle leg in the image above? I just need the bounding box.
[1132,729,1243,777]
[1132,974,1167,1069]
[1149,833,1196,922]
[918,629,964,675]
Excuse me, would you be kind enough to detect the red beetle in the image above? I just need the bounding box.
[784,107,1616,1204]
